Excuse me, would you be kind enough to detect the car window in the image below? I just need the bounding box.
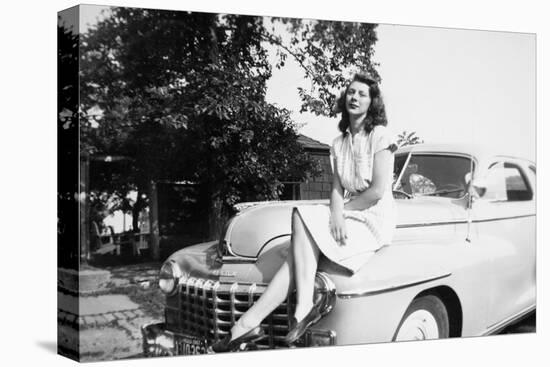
[482,162,533,202]
[394,154,473,198]
[408,173,437,195]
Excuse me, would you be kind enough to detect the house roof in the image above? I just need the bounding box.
[297,134,330,152]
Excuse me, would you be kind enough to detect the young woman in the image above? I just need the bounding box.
[212,73,397,352]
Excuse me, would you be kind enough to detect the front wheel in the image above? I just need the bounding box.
[393,295,449,341]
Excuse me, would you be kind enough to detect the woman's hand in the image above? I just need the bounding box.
[330,213,347,246]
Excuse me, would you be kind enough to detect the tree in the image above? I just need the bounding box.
[269,18,380,116]
[58,19,80,268]
[397,131,424,147]
[80,8,381,243]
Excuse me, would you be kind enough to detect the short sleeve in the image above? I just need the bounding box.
[329,135,341,174]
[372,126,397,154]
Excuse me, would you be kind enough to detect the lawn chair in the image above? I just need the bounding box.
[132,232,149,256]
[92,222,121,255]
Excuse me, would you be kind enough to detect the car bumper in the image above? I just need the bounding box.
[141,322,189,357]
[141,321,337,356]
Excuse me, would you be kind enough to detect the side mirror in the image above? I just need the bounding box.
[465,172,487,200]
[471,178,487,198]
[465,173,487,209]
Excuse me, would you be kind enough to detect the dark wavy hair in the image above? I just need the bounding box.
[336,73,388,136]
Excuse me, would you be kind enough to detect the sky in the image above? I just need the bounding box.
[266,23,536,161]
[78,5,536,161]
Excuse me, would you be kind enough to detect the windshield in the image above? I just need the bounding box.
[393,154,474,199]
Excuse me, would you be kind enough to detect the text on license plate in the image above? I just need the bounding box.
[175,335,208,355]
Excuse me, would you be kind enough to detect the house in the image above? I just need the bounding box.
[81,134,333,260]
[279,134,332,200]
[155,134,333,254]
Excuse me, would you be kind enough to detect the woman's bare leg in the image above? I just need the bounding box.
[229,248,295,340]
[291,208,320,321]
[228,208,320,339]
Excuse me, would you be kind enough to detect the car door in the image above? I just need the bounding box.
[470,160,536,329]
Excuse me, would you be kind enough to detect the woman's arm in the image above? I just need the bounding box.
[330,157,348,245]
[344,148,393,211]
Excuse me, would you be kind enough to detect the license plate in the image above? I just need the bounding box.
[175,334,208,355]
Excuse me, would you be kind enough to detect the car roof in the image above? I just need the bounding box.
[395,143,535,167]
[396,143,484,157]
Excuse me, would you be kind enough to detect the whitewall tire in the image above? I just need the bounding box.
[393,295,449,341]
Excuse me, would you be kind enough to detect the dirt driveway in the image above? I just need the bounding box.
[58,262,164,362]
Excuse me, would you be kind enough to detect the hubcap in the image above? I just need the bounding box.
[395,310,439,341]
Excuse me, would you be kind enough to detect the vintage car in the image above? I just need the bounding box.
[141,144,536,356]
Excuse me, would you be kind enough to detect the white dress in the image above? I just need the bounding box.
[295,125,397,274]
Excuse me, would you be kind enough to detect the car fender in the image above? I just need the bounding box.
[315,236,495,340]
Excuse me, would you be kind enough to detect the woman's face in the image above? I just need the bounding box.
[345,81,371,118]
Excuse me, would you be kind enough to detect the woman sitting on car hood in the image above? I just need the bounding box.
[212,72,398,352]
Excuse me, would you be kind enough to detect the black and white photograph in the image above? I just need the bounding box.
[55,2,538,363]
[5,1,548,367]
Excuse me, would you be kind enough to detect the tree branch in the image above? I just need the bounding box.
[260,32,315,78]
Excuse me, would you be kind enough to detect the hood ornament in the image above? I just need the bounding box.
[216,239,257,264]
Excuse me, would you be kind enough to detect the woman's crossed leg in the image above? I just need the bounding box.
[228,208,321,340]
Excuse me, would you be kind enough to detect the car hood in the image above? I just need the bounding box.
[223,197,467,258]
[168,230,467,293]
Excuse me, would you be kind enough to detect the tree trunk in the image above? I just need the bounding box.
[207,15,220,65]
[148,180,161,260]
[131,190,144,233]
[205,16,223,241]
[207,196,224,240]
[80,155,90,264]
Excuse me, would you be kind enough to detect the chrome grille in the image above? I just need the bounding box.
[165,276,293,349]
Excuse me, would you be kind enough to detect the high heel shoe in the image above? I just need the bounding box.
[284,305,322,344]
[211,325,266,353]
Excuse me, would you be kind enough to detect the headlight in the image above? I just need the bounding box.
[159,260,185,295]
[313,272,336,316]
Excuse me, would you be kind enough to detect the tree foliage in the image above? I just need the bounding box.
[270,18,380,116]
[397,130,424,147]
[58,20,80,267]
[80,8,381,237]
